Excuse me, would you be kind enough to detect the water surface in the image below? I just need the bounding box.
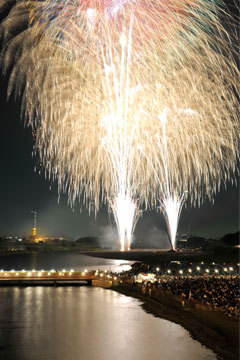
[0,253,217,360]
[0,252,133,272]
[0,286,217,360]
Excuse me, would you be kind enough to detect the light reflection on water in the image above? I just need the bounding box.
[0,253,216,360]
[0,286,216,360]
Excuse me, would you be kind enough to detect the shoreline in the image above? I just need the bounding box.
[0,250,238,358]
[0,249,238,263]
[111,284,239,360]
[82,249,239,263]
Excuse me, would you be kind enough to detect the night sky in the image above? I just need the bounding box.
[0,4,239,246]
[0,72,238,244]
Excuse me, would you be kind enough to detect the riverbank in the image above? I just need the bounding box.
[83,249,239,263]
[111,283,239,360]
[1,248,238,263]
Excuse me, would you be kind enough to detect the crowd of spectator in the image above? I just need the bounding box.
[119,261,240,318]
[152,276,239,318]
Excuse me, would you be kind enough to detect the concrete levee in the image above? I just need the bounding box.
[92,279,113,288]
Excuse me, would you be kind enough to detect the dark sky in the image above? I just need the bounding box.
[0,3,239,246]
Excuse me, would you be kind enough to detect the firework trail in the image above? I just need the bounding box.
[99,20,144,250]
[28,0,207,51]
[157,193,186,250]
[144,108,188,250]
[0,0,239,250]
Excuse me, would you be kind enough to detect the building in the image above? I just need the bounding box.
[26,211,72,243]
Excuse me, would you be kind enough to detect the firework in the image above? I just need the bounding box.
[158,193,186,251]
[150,109,188,250]
[29,0,207,47]
[110,192,141,251]
[0,0,239,250]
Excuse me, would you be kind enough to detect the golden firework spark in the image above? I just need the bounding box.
[0,0,239,250]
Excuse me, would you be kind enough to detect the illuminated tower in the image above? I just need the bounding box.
[31,211,37,237]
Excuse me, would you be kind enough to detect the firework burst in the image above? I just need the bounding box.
[0,0,239,250]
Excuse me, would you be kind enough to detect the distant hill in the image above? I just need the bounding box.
[76,237,99,246]
[221,231,239,247]
[74,232,239,250]
[185,236,206,248]
[76,236,99,245]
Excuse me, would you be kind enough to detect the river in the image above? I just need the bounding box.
[0,253,216,360]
